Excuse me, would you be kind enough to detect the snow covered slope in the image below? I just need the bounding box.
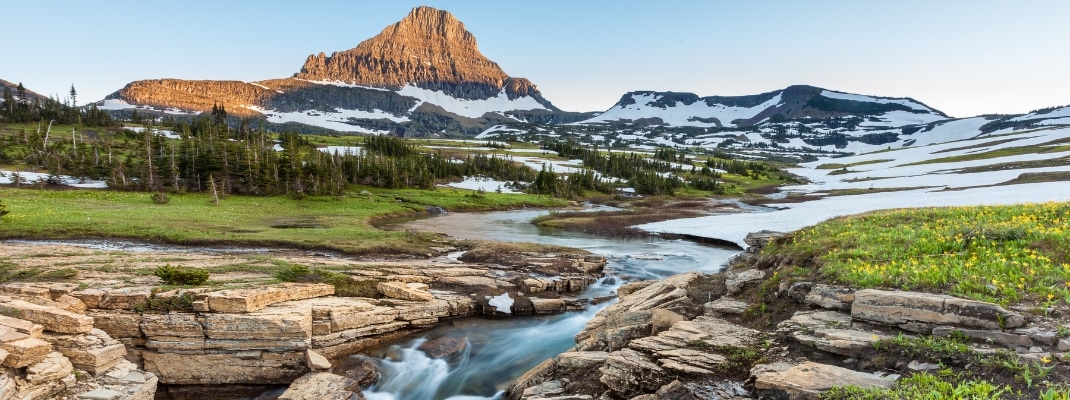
[637,125,1070,247]
[579,85,947,129]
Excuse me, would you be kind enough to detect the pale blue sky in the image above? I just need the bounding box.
[3,1,1067,117]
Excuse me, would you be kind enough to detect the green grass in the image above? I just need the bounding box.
[765,202,1070,305]
[821,372,1010,400]
[0,186,565,256]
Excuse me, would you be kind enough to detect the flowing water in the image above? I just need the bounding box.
[359,209,741,399]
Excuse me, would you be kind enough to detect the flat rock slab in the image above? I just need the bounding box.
[753,361,895,399]
[205,283,335,313]
[78,388,122,400]
[377,281,434,302]
[704,297,749,315]
[143,350,306,385]
[0,315,44,337]
[852,289,1025,333]
[1,336,52,368]
[804,284,855,311]
[278,372,364,400]
[0,296,93,334]
[556,351,609,370]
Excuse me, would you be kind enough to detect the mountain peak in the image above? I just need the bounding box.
[293,6,537,101]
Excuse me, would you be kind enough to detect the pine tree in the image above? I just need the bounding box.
[69,85,77,107]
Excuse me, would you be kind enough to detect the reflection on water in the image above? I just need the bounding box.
[362,208,739,399]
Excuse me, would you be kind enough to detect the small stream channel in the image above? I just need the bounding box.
[356,208,742,400]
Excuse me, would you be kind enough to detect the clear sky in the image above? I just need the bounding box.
[3,0,1067,117]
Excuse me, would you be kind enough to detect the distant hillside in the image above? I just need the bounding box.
[580,85,948,129]
[0,79,49,103]
[100,7,591,136]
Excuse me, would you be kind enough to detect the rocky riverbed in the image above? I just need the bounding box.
[505,232,1070,399]
[0,240,607,399]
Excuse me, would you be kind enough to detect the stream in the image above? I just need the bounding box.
[358,209,741,400]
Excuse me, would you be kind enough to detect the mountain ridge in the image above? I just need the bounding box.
[100,6,583,136]
[581,84,948,129]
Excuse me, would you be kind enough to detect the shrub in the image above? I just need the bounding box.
[154,265,210,285]
[0,201,9,217]
[274,263,380,298]
[150,192,169,204]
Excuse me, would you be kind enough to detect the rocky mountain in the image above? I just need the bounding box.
[580,85,948,129]
[478,86,1070,161]
[100,7,590,136]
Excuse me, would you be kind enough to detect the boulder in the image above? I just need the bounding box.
[278,372,365,400]
[1013,327,1059,347]
[43,329,127,375]
[703,298,749,316]
[305,349,331,371]
[530,298,567,314]
[418,336,468,360]
[851,289,1025,333]
[753,361,896,399]
[725,269,763,295]
[743,230,785,249]
[377,281,434,302]
[804,284,855,311]
[338,356,380,387]
[25,351,74,384]
[600,348,672,398]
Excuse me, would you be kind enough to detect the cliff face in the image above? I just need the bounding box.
[295,6,537,100]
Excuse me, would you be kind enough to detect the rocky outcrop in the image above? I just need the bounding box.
[377,281,434,302]
[0,248,606,390]
[508,228,1070,400]
[278,372,365,400]
[0,291,157,400]
[295,6,540,101]
[752,361,895,399]
[851,289,1026,333]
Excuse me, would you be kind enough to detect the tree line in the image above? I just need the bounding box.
[0,83,114,126]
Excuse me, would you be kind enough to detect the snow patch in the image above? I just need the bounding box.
[397,85,549,119]
[487,293,514,314]
[583,93,783,128]
[441,176,522,194]
[820,90,933,112]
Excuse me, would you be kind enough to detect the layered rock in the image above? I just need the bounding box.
[0,291,156,400]
[752,362,895,399]
[294,6,539,101]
